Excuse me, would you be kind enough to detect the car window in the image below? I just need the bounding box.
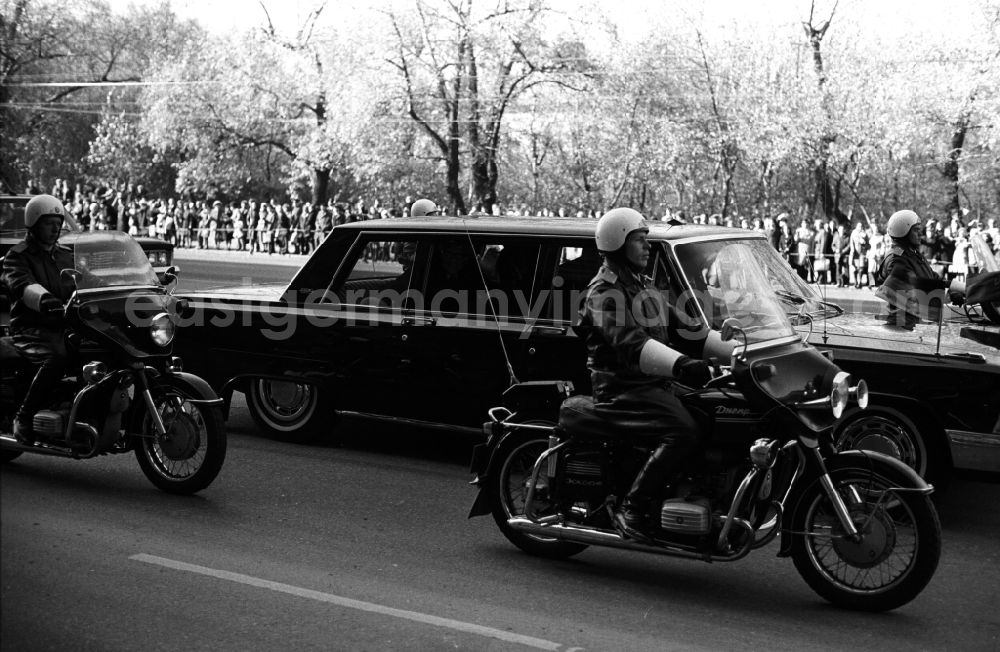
[543,242,666,323]
[334,238,423,307]
[329,234,543,318]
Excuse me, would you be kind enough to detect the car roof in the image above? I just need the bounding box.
[335,215,749,241]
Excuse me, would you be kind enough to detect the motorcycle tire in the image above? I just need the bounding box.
[489,430,587,560]
[789,463,941,612]
[135,386,227,495]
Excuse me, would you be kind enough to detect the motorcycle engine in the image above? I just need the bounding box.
[558,449,608,500]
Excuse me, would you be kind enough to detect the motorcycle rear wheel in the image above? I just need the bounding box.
[135,389,226,495]
[790,465,941,611]
[489,432,587,560]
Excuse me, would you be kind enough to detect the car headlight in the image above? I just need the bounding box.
[150,312,176,347]
[830,371,851,419]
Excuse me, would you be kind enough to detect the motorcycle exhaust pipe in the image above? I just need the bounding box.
[0,434,79,459]
[507,517,743,561]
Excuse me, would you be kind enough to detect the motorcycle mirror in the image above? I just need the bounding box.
[163,266,178,284]
[720,318,742,343]
[61,268,82,288]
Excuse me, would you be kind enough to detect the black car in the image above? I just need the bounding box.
[172,215,1000,482]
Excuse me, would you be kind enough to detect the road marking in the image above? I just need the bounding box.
[131,554,580,651]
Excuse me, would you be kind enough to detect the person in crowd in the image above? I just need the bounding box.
[951,228,971,283]
[812,218,831,284]
[575,207,711,541]
[1,195,76,443]
[832,223,849,287]
[794,219,814,281]
[848,221,869,288]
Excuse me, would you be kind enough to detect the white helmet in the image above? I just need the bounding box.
[887,210,921,238]
[410,198,440,217]
[595,207,648,253]
[24,193,67,228]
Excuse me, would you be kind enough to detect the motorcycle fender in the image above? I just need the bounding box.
[777,449,930,557]
[128,371,221,434]
[467,428,533,519]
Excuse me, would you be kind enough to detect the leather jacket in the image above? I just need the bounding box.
[2,234,75,330]
[576,258,704,402]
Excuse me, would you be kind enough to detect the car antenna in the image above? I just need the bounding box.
[460,217,521,387]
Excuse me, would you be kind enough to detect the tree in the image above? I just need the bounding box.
[385,0,591,214]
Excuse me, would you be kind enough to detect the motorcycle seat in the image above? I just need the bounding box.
[558,394,668,440]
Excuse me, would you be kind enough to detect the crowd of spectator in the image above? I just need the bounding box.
[30,179,1000,286]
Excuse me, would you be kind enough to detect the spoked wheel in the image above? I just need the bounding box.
[489,432,587,560]
[791,465,941,611]
[246,378,328,444]
[135,390,226,495]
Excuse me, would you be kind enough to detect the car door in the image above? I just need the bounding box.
[388,233,545,426]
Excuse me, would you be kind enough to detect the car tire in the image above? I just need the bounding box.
[833,406,947,485]
[245,378,332,444]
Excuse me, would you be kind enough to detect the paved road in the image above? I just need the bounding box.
[3,399,999,651]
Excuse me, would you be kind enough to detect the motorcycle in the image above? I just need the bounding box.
[1,232,226,494]
[470,315,942,612]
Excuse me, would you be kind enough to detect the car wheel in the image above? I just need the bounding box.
[246,378,331,444]
[834,407,945,483]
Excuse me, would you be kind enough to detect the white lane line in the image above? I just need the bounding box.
[130,554,580,651]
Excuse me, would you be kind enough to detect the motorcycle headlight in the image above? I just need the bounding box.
[830,371,851,419]
[150,312,176,347]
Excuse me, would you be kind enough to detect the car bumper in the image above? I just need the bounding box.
[947,429,1000,473]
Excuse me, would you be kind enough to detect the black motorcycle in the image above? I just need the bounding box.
[1,232,226,494]
[469,317,941,612]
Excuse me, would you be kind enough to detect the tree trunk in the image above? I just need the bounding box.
[942,115,968,217]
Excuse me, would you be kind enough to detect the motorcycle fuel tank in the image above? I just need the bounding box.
[685,388,765,447]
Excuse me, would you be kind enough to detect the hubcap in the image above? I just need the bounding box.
[832,511,896,568]
[159,413,200,460]
[837,415,919,472]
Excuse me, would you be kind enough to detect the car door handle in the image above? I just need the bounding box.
[530,325,567,337]
[402,316,437,327]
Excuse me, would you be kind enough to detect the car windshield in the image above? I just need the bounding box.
[72,232,159,289]
[673,238,799,343]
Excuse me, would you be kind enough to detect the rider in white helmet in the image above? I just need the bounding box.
[875,209,948,329]
[409,198,441,217]
[576,207,711,541]
[2,194,76,442]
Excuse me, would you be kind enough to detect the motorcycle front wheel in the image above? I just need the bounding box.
[135,388,226,495]
[489,431,587,560]
[790,465,941,611]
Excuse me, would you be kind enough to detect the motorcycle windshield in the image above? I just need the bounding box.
[673,238,798,344]
[72,232,160,289]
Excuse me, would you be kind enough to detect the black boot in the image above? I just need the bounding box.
[616,442,689,540]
